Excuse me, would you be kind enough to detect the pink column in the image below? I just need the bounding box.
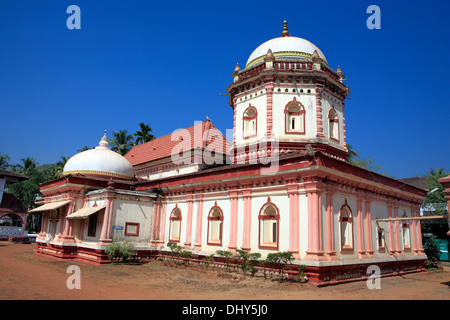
[414,205,424,253]
[98,189,115,246]
[241,188,252,251]
[393,205,402,253]
[287,183,299,259]
[315,84,325,138]
[364,200,375,255]
[265,82,274,137]
[193,193,204,251]
[184,193,194,248]
[387,203,395,254]
[325,189,336,258]
[150,198,162,245]
[38,212,49,240]
[304,180,324,260]
[228,189,239,251]
[61,200,75,243]
[410,204,419,253]
[159,201,167,246]
[356,197,366,256]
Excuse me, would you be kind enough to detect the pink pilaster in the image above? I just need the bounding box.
[228,188,239,251]
[325,189,337,258]
[241,188,252,251]
[97,188,115,246]
[159,201,167,247]
[315,84,325,139]
[304,180,324,260]
[414,205,424,253]
[364,200,375,255]
[410,204,419,253]
[264,82,274,137]
[286,182,300,259]
[150,198,162,245]
[193,193,204,251]
[60,200,75,244]
[387,204,395,254]
[356,197,365,256]
[184,193,194,248]
[393,205,401,253]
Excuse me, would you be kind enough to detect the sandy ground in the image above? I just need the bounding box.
[1,242,449,302]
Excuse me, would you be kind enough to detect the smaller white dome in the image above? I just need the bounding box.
[63,132,134,180]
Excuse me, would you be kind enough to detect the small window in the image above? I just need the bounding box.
[125,222,140,237]
[339,205,353,251]
[402,212,411,250]
[258,201,280,249]
[285,101,305,134]
[88,214,97,237]
[207,207,223,246]
[377,228,385,251]
[329,109,339,141]
[169,208,182,243]
[243,106,257,138]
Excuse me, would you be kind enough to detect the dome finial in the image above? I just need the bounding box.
[98,130,109,149]
[282,20,289,37]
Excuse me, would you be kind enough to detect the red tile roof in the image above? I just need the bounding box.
[124,120,231,166]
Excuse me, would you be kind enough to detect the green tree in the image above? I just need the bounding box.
[423,168,447,205]
[346,144,359,164]
[0,153,11,169]
[8,160,44,209]
[134,122,155,145]
[109,130,134,155]
[17,157,38,175]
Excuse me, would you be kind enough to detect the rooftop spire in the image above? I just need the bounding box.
[281,20,289,37]
[97,130,109,149]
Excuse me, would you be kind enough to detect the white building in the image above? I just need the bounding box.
[34,22,428,285]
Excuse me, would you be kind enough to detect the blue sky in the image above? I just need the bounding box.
[0,0,449,179]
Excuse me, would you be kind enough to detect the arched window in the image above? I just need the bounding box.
[169,207,182,243]
[0,214,23,227]
[329,108,339,141]
[207,206,223,246]
[285,101,305,134]
[402,212,411,250]
[243,106,257,138]
[258,199,280,249]
[339,205,353,251]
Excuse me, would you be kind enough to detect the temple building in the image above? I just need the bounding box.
[34,22,429,285]
[0,169,29,240]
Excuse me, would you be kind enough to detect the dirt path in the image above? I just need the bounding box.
[1,242,449,301]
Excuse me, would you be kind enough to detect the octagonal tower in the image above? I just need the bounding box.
[227,21,350,163]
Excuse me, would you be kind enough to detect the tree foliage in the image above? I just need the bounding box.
[423,168,447,205]
[134,122,155,145]
[346,145,390,176]
[108,130,134,155]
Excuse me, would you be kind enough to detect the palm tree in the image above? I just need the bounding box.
[0,153,10,169]
[346,144,360,164]
[18,157,38,175]
[109,130,134,155]
[134,122,156,145]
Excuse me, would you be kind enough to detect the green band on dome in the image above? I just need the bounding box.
[63,170,133,180]
[245,51,328,69]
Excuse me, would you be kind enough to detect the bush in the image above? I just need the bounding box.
[105,241,135,263]
[424,239,441,269]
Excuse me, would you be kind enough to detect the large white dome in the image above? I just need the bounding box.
[245,21,327,69]
[63,132,134,180]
